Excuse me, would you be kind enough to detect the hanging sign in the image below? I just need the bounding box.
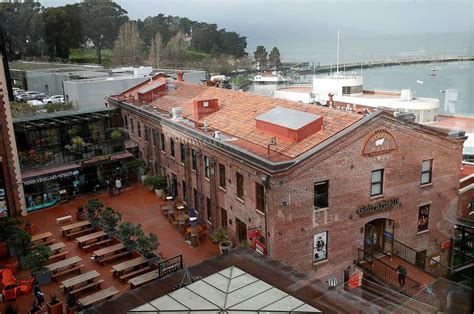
[81,155,111,166]
[255,240,266,255]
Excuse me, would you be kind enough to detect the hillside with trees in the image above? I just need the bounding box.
[0,0,251,73]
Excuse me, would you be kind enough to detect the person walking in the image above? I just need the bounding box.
[396,265,407,287]
[115,177,122,195]
[33,282,45,307]
[107,177,114,197]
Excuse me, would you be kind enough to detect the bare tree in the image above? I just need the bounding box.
[111,21,145,66]
[162,32,186,67]
[148,32,163,68]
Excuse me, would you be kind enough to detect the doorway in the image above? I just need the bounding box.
[364,218,393,255]
[236,218,247,243]
[415,249,427,270]
[220,208,227,228]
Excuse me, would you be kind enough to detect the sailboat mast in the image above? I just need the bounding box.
[336,29,340,74]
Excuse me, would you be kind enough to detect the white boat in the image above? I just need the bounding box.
[253,71,288,84]
[429,69,437,76]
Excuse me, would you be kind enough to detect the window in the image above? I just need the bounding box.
[130,118,134,134]
[191,149,197,171]
[182,180,187,200]
[123,115,128,128]
[160,133,165,151]
[219,163,226,188]
[421,160,433,185]
[144,125,149,142]
[417,204,430,232]
[204,156,211,178]
[170,138,175,158]
[236,172,244,199]
[193,188,199,212]
[206,196,212,223]
[470,198,474,215]
[137,121,141,138]
[313,231,328,262]
[255,182,265,211]
[371,169,384,196]
[314,180,329,209]
[180,143,186,163]
[152,129,157,147]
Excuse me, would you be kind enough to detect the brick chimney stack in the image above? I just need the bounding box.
[177,71,184,81]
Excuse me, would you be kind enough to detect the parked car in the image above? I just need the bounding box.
[42,95,65,104]
[13,88,25,95]
[14,93,28,101]
[24,91,46,100]
[26,100,44,106]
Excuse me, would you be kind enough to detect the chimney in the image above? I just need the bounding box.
[193,99,219,120]
[166,78,175,91]
[177,71,184,81]
[171,107,183,122]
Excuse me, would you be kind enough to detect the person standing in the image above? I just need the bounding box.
[115,177,122,195]
[396,265,407,287]
[33,282,45,307]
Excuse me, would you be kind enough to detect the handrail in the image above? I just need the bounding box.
[387,237,454,278]
[357,248,422,297]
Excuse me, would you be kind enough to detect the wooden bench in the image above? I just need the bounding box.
[67,228,92,240]
[99,251,130,265]
[48,251,68,261]
[119,266,151,282]
[56,215,73,225]
[31,238,56,248]
[51,264,84,281]
[78,286,119,308]
[128,270,159,288]
[69,279,104,297]
[82,238,111,252]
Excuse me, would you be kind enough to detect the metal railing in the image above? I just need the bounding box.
[388,237,454,278]
[357,248,422,297]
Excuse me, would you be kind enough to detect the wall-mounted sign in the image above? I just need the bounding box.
[363,130,396,157]
[255,240,266,255]
[23,170,80,186]
[441,240,452,250]
[356,198,400,217]
[81,155,111,166]
[313,231,328,262]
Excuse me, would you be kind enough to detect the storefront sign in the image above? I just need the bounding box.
[441,240,452,250]
[313,231,328,262]
[356,198,400,217]
[255,240,266,255]
[363,130,397,157]
[23,170,80,186]
[81,155,111,166]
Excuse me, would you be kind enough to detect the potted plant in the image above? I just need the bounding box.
[85,199,104,228]
[211,228,232,255]
[144,176,167,197]
[65,136,87,160]
[136,232,159,258]
[65,293,77,314]
[100,207,122,239]
[47,294,63,314]
[118,222,143,250]
[28,245,52,285]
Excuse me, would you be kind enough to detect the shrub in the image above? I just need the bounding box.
[211,228,228,243]
[100,207,122,235]
[24,245,51,271]
[137,233,159,258]
[144,176,166,190]
[7,228,31,257]
[118,222,144,249]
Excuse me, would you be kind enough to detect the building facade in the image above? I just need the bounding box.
[109,77,465,279]
[0,35,26,217]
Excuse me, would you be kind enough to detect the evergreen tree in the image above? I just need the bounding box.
[254,45,268,70]
[269,46,281,69]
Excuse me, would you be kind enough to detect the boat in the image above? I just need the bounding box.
[429,69,437,76]
[253,71,288,84]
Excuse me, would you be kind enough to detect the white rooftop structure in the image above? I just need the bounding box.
[129,266,321,313]
[256,107,320,130]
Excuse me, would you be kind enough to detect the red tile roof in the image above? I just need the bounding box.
[461,163,474,178]
[118,80,363,159]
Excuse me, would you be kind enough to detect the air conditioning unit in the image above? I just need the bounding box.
[171,107,183,122]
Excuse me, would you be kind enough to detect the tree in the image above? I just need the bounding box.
[111,21,145,66]
[269,46,281,69]
[80,0,128,64]
[99,207,122,235]
[148,32,163,68]
[162,32,186,67]
[254,46,267,70]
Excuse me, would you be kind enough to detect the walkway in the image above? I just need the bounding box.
[378,255,436,287]
[0,184,219,313]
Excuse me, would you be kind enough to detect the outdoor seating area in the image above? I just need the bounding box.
[0,184,218,313]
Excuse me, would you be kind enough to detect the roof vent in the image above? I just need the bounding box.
[213,131,221,140]
[166,78,175,91]
[255,107,323,143]
[193,99,219,120]
[171,107,183,122]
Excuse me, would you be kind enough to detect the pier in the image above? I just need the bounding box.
[296,55,474,75]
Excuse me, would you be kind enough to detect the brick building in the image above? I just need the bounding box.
[108,76,466,280]
[0,35,26,216]
[459,162,474,218]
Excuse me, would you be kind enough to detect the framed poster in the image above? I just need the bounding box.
[314,231,328,262]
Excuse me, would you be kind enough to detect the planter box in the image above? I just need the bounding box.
[48,301,64,314]
[155,189,164,197]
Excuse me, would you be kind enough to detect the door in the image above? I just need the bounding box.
[221,208,228,228]
[171,173,178,198]
[236,218,247,243]
[416,249,427,270]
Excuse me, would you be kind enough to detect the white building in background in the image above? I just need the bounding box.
[274,74,440,124]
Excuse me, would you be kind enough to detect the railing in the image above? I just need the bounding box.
[357,248,422,297]
[157,254,183,278]
[388,237,454,278]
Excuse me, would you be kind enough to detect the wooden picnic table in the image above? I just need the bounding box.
[61,270,100,290]
[48,242,65,253]
[92,243,125,258]
[76,231,106,248]
[60,221,91,235]
[31,232,53,243]
[78,286,119,308]
[46,256,82,273]
[111,256,148,276]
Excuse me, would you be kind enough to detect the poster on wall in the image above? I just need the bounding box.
[314,231,328,262]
